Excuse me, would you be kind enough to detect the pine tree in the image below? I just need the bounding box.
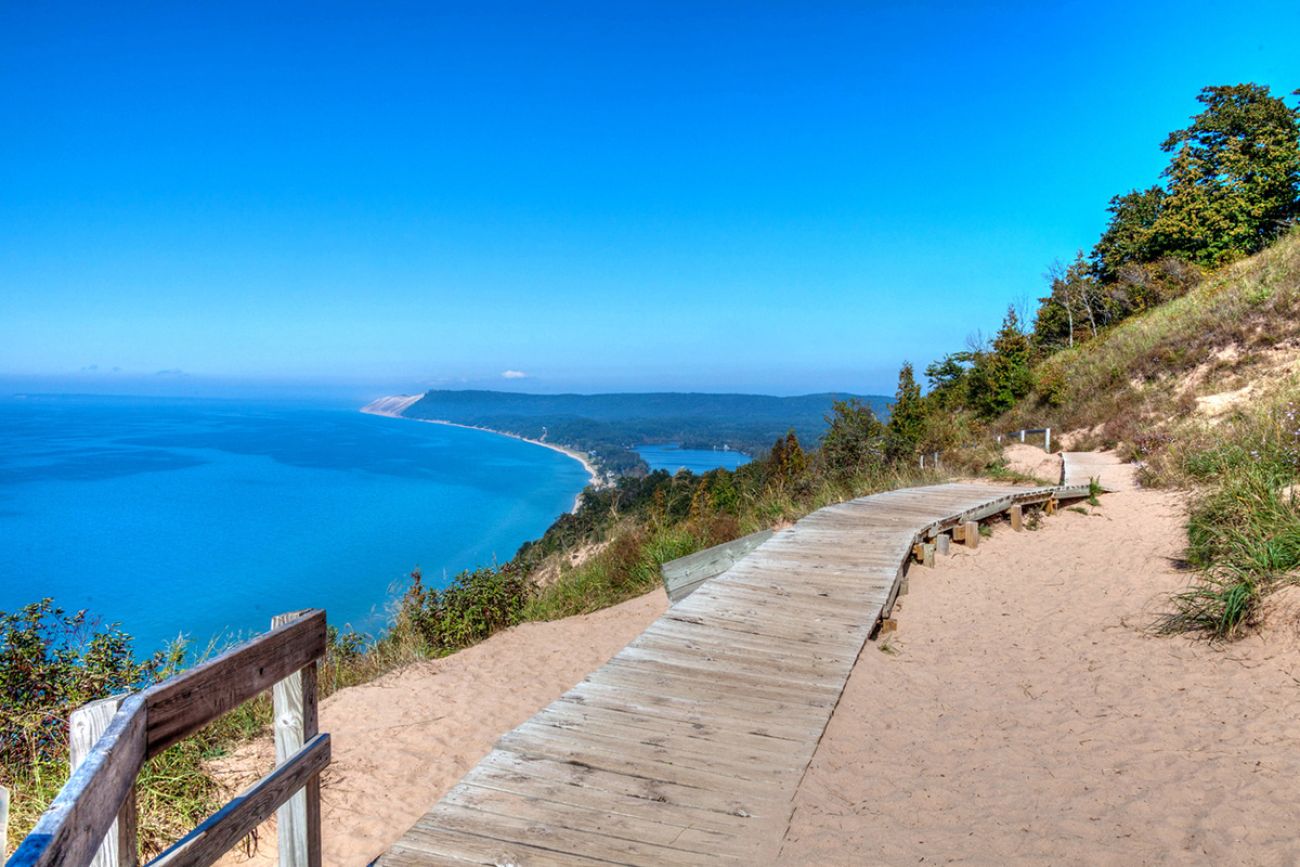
[885,362,925,462]
[968,307,1033,419]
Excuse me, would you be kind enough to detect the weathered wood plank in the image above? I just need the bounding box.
[660,529,775,604]
[146,734,329,867]
[269,612,322,867]
[10,695,147,867]
[143,609,325,757]
[70,695,137,867]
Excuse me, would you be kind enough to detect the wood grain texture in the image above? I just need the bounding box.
[660,529,775,604]
[142,609,325,757]
[9,695,147,867]
[269,613,322,867]
[146,734,330,867]
[70,696,138,867]
[377,481,1084,866]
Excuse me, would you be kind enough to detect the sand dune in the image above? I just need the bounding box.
[214,591,666,866]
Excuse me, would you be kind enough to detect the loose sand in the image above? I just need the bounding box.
[1001,443,1062,484]
[214,591,666,866]
[779,479,1300,865]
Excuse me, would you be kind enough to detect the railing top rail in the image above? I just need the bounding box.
[9,608,328,867]
[142,608,325,757]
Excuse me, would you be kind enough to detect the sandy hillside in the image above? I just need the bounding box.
[779,478,1300,865]
[215,591,666,866]
[1001,442,1061,483]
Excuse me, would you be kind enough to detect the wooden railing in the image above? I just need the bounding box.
[8,610,329,867]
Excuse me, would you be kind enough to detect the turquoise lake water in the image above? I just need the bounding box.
[0,395,589,653]
[635,443,751,474]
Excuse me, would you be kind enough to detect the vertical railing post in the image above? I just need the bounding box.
[1020,429,1026,443]
[70,695,138,867]
[2,785,10,861]
[1045,428,1051,453]
[272,612,322,867]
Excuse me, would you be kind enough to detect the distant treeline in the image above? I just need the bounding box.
[401,389,892,475]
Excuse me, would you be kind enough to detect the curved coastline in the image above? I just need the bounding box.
[360,399,599,512]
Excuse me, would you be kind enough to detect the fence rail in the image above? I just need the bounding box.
[998,427,1052,452]
[8,610,329,867]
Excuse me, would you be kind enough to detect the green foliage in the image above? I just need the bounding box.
[922,352,974,409]
[396,566,531,654]
[1093,187,1168,282]
[1155,84,1300,267]
[885,362,926,462]
[967,307,1034,419]
[767,430,808,491]
[818,399,885,481]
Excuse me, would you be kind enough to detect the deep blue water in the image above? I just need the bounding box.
[0,395,589,653]
[635,443,751,474]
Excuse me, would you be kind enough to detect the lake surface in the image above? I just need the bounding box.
[0,395,589,652]
[635,443,751,474]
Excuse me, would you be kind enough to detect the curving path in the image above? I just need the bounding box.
[378,481,1091,866]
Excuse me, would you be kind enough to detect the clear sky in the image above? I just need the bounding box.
[2,1,1296,399]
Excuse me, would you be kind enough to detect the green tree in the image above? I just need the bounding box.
[968,307,1033,419]
[819,399,885,480]
[885,362,926,462]
[767,430,807,490]
[1153,84,1300,266]
[1092,187,1167,282]
[923,351,974,410]
[1033,252,1103,350]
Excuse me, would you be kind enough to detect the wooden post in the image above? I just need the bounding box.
[70,695,137,867]
[936,533,951,556]
[272,612,322,867]
[963,520,979,549]
[1044,428,1051,453]
[922,543,935,567]
[2,785,9,862]
[1009,504,1023,531]
[1046,496,1058,516]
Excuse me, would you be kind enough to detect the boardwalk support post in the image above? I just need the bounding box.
[1009,505,1023,532]
[922,543,935,567]
[936,533,951,556]
[70,695,137,867]
[963,520,979,549]
[272,612,323,867]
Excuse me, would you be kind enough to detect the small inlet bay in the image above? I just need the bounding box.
[635,443,751,473]
[0,395,590,652]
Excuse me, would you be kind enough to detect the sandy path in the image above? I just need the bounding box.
[779,482,1300,865]
[216,590,666,866]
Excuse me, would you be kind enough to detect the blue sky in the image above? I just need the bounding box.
[2,1,1296,398]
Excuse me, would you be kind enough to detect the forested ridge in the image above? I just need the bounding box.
[401,389,892,475]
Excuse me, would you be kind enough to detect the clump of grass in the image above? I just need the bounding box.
[1159,393,1300,638]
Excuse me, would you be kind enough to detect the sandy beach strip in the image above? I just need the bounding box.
[360,397,601,511]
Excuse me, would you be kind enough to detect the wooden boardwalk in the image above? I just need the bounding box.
[379,481,1088,866]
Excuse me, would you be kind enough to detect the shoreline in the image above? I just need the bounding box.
[360,398,600,513]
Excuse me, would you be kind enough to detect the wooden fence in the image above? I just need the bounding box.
[7,610,329,867]
[998,427,1052,452]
